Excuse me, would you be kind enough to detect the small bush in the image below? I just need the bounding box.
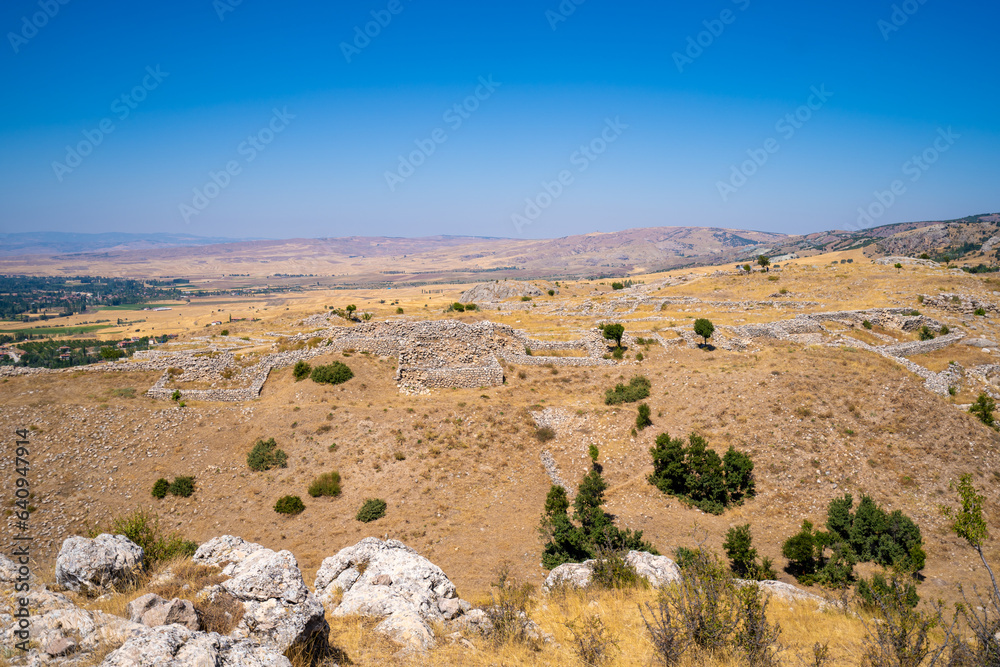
[547,289,555,296]
[98,509,197,568]
[110,387,136,399]
[220,329,229,336]
[196,590,245,635]
[171,389,181,402]
[356,498,387,522]
[605,375,651,405]
[484,562,539,648]
[274,495,305,515]
[247,438,288,471]
[970,392,996,427]
[310,362,353,385]
[292,361,312,381]
[308,471,342,498]
[862,319,873,329]
[535,426,556,442]
[396,307,404,314]
[975,307,987,316]
[151,478,169,499]
[612,347,624,359]
[168,476,195,498]
[636,352,644,361]
[568,614,618,666]
[520,296,532,301]
[636,403,652,430]
[590,548,644,590]
[941,325,950,335]
[723,524,776,580]
[919,325,935,341]
[465,303,478,311]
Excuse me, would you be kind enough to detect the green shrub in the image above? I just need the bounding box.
[918,325,935,341]
[940,325,949,335]
[220,329,229,336]
[396,307,404,314]
[168,476,195,498]
[520,296,532,302]
[605,375,651,405]
[856,572,919,610]
[612,347,624,360]
[862,319,873,329]
[535,426,556,442]
[465,303,478,311]
[590,547,645,590]
[97,509,197,568]
[308,471,342,498]
[722,524,776,580]
[171,389,181,402]
[292,360,311,381]
[636,352,644,362]
[356,498,387,522]
[311,362,354,385]
[648,432,755,514]
[547,289,555,296]
[970,392,996,427]
[975,307,986,316]
[636,403,652,430]
[274,495,305,515]
[247,438,288,471]
[151,478,169,499]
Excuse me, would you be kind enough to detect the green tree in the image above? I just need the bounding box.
[970,392,996,428]
[723,524,776,581]
[693,318,715,346]
[942,474,999,600]
[100,346,124,360]
[602,323,625,347]
[345,304,357,318]
[782,520,820,578]
[756,255,771,272]
[894,262,903,272]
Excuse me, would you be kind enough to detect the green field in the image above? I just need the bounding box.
[0,324,114,336]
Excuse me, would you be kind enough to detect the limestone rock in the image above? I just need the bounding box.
[544,551,680,591]
[222,548,309,604]
[193,535,267,570]
[200,544,329,656]
[315,537,471,650]
[55,534,144,592]
[127,593,200,631]
[101,624,292,666]
[624,551,681,587]
[460,280,544,303]
[0,554,21,583]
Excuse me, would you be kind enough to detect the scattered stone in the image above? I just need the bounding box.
[127,593,200,631]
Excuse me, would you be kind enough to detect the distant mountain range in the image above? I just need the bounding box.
[2,213,998,281]
[0,232,262,257]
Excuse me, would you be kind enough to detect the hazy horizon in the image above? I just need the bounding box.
[2,1,997,240]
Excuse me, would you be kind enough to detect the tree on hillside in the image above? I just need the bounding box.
[602,323,625,348]
[756,255,771,272]
[942,474,999,600]
[540,447,656,569]
[693,318,714,346]
[894,263,903,272]
[970,392,997,428]
[346,304,357,319]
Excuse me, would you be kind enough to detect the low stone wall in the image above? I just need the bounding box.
[882,332,967,358]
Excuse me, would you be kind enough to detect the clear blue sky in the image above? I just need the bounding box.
[1,0,997,239]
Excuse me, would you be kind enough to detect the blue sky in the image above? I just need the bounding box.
[1,0,997,240]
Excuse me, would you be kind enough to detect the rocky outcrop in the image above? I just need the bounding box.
[101,625,292,666]
[55,534,144,592]
[127,593,200,631]
[543,551,681,591]
[314,537,472,650]
[196,539,330,657]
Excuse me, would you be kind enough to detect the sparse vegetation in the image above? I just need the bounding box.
[307,471,342,498]
[151,478,169,499]
[970,392,996,427]
[310,361,354,385]
[167,475,195,498]
[92,508,197,568]
[274,495,305,515]
[292,360,312,381]
[636,403,652,430]
[722,524,776,580]
[604,375,651,405]
[356,498,387,522]
[247,437,288,471]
